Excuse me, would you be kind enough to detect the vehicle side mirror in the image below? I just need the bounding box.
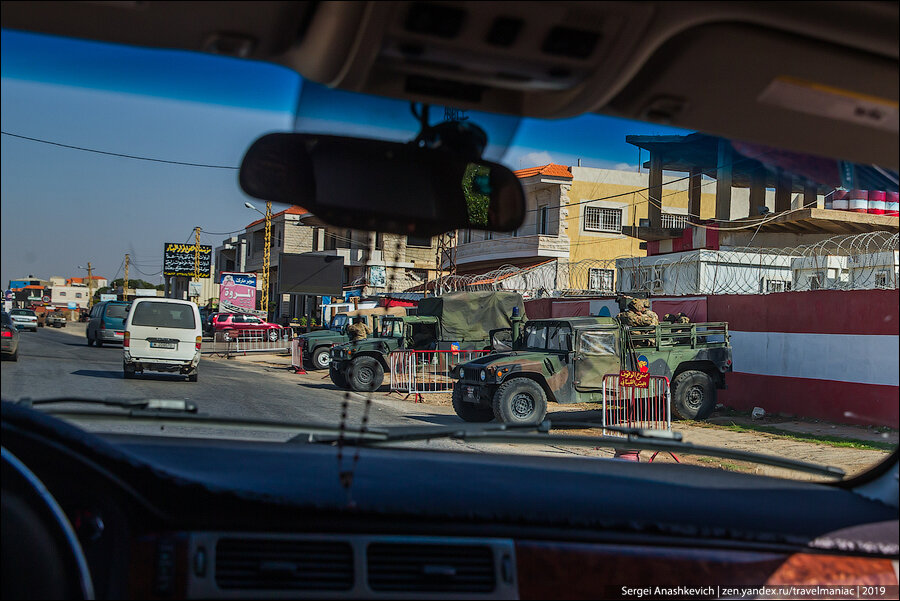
[239,133,525,237]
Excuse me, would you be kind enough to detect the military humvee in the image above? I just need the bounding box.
[452,315,732,424]
[296,306,408,370]
[329,291,525,392]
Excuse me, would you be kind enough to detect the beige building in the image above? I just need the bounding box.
[216,206,439,315]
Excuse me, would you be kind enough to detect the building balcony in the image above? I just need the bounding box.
[450,235,570,270]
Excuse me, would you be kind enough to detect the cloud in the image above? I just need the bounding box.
[517,151,554,167]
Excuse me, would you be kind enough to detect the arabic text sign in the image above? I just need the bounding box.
[163,243,212,278]
[219,272,257,311]
[619,370,650,389]
[100,294,117,302]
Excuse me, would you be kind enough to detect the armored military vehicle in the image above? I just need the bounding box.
[296,306,408,370]
[452,314,732,424]
[329,291,525,392]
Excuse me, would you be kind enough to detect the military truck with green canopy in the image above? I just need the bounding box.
[329,291,526,392]
[451,315,732,425]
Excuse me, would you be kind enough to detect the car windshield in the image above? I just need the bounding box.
[1,26,897,485]
[380,319,404,338]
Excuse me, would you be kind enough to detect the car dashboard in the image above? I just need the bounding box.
[1,401,898,600]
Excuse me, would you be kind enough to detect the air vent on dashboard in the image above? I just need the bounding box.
[367,542,495,593]
[215,538,353,591]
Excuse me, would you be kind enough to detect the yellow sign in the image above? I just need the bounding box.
[619,370,650,388]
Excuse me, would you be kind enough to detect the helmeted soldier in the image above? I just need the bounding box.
[346,317,371,341]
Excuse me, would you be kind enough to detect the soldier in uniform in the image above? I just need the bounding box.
[347,317,371,341]
[616,297,659,327]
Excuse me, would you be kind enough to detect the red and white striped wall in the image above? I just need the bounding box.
[647,226,719,256]
[708,290,899,427]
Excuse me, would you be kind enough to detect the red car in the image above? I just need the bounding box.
[212,313,283,342]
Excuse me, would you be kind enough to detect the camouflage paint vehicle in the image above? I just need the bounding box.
[452,316,732,425]
[297,306,407,370]
[329,291,525,392]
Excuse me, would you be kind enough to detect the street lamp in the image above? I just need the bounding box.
[244,200,272,316]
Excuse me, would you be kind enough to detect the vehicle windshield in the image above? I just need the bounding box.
[380,319,404,338]
[1,27,897,484]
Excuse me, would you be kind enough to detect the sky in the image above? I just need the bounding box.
[1,28,689,289]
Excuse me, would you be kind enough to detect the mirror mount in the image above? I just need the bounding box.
[411,102,487,163]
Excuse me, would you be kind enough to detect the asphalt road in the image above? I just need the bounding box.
[0,325,467,444]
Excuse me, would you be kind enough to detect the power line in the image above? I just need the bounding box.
[1,131,239,170]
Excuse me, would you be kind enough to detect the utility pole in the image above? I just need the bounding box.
[123,254,130,302]
[86,262,94,308]
[434,232,456,295]
[262,201,272,316]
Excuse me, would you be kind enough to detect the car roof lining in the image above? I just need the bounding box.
[1,1,897,168]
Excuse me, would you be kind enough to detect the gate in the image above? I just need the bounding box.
[601,373,678,463]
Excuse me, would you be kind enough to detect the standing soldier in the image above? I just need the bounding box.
[347,317,371,342]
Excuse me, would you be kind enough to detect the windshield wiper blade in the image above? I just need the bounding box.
[19,398,199,413]
[353,420,844,479]
[15,397,388,440]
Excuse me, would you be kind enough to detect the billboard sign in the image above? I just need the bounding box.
[163,243,212,278]
[100,294,117,302]
[278,253,344,296]
[188,281,203,297]
[368,265,386,288]
[219,272,257,311]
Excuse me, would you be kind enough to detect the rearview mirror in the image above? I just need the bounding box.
[239,133,525,237]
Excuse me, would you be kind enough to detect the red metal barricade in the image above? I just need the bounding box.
[601,373,678,463]
[389,349,489,396]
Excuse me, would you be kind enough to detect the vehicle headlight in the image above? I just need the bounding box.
[480,370,486,381]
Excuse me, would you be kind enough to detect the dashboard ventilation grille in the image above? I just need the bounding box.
[215,538,353,590]
[367,543,495,593]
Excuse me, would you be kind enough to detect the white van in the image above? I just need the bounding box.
[123,298,202,381]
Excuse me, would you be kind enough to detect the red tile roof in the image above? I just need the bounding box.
[245,205,310,229]
[514,164,572,179]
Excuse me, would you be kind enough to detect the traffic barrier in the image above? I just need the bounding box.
[201,328,291,355]
[847,189,868,214]
[886,191,899,217]
[601,373,672,434]
[290,338,306,374]
[867,190,886,215]
[389,349,490,395]
[602,373,677,464]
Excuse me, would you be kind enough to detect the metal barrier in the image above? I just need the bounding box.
[201,328,291,356]
[601,373,677,463]
[389,350,490,394]
[601,373,672,433]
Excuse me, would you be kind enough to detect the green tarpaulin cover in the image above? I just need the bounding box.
[417,291,526,342]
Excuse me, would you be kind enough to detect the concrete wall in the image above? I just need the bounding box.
[709,289,899,427]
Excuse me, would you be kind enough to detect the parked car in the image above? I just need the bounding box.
[46,312,67,328]
[203,311,222,335]
[86,300,131,347]
[212,312,283,342]
[8,309,38,332]
[123,298,202,381]
[1,312,20,361]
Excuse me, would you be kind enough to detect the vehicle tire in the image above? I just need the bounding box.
[187,369,198,382]
[10,349,18,362]
[31,327,37,333]
[311,347,331,370]
[329,364,349,389]
[452,383,494,423]
[672,370,716,421]
[123,362,136,379]
[222,329,234,342]
[492,378,547,425]
[347,356,384,392]
[96,338,104,347]
[267,328,279,342]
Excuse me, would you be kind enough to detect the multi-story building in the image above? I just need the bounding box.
[216,205,439,318]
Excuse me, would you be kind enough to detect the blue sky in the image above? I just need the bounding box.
[1,29,688,288]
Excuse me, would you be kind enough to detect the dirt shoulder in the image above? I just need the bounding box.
[208,356,896,481]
